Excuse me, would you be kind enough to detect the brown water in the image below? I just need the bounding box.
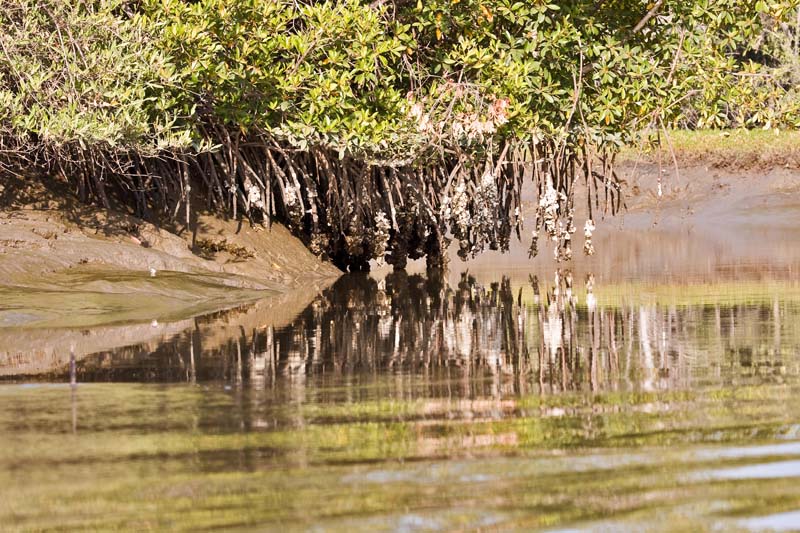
[3,265,800,531]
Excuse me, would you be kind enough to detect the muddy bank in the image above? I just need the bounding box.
[0,172,339,287]
[4,156,798,291]
[4,160,799,290]
[0,169,340,376]
[383,161,800,284]
[0,172,340,334]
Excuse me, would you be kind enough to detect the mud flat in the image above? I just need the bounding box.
[0,172,340,373]
[0,172,339,288]
[424,155,800,286]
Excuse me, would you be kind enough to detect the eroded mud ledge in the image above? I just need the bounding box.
[0,172,340,336]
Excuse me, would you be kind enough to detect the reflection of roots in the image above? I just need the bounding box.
[32,268,794,398]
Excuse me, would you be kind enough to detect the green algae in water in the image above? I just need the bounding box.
[2,381,800,531]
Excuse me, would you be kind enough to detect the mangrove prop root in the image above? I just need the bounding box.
[2,132,623,272]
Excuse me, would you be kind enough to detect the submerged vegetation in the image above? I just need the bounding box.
[1,1,798,269]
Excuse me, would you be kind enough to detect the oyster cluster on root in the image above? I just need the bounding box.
[12,132,622,272]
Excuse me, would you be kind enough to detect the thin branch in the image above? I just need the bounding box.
[632,0,665,34]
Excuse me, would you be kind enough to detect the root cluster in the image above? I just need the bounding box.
[4,133,624,271]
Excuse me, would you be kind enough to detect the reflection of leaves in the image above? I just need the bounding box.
[4,379,800,530]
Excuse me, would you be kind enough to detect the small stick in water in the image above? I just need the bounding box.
[69,345,76,388]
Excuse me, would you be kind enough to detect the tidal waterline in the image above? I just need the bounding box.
[2,267,800,531]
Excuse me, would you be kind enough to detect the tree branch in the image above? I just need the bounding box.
[632,0,665,34]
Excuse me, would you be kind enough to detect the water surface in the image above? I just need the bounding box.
[2,266,800,531]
